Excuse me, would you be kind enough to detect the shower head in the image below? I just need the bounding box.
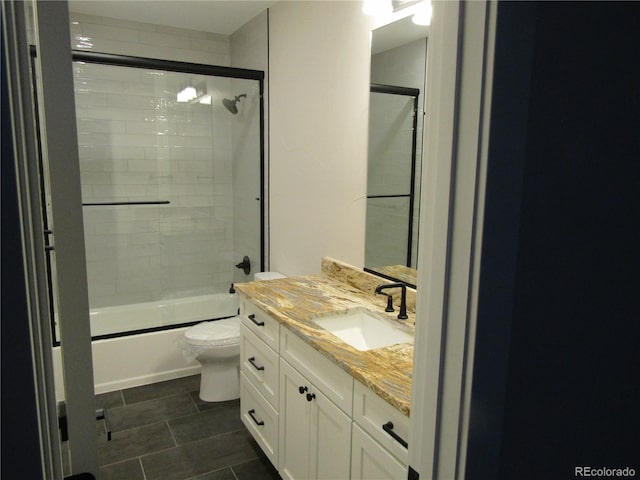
[222,93,247,115]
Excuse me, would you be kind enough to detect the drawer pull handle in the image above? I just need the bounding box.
[306,393,316,402]
[248,409,264,426]
[248,356,265,371]
[382,421,408,448]
[248,313,264,327]
[298,386,308,394]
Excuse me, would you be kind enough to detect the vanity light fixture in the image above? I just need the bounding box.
[177,84,212,104]
[176,86,197,103]
[411,1,432,25]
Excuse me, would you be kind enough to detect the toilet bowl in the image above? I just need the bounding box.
[184,317,241,402]
[184,271,285,402]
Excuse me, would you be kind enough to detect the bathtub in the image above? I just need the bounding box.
[52,293,240,399]
[89,293,239,337]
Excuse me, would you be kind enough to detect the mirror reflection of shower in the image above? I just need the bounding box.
[222,93,247,114]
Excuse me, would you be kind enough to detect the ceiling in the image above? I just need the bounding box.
[67,0,275,35]
[67,0,428,52]
[372,14,429,54]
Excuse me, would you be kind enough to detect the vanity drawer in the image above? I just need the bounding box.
[240,324,279,409]
[280,327,353,415]
[240,372,279,469]
[241,300,280,351]
[353,381,409,464]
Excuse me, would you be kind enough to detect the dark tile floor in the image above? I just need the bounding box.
[65,374,281,480]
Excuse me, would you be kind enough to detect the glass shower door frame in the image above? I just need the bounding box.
[69,51,266,339]
[366,83,420,270]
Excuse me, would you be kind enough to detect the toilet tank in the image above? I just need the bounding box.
[254,272,286,281]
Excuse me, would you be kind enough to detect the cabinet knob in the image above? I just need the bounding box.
[298,386,308,394]
[306,393,316,402]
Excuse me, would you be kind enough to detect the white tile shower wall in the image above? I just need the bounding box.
[69,12,231,65]
[69,12,235,308]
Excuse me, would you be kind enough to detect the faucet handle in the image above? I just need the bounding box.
[383,294,394,312]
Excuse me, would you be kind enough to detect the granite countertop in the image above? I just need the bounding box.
[235,273,413,416]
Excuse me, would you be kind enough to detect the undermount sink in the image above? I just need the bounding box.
[313,308,413,351]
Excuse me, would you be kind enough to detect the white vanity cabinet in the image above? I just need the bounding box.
[239,296,409,480]
[278,326,354,480]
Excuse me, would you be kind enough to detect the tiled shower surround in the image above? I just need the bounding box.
[68,11,266,309]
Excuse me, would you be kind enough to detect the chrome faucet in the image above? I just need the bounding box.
[374,283,408,320]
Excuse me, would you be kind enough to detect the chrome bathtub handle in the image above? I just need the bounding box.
[248,314,264,327]
[248,356,265,371]
[382,421,408,448]
[248,409,264,426]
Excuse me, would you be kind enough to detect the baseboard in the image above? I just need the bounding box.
[93,365,201,395]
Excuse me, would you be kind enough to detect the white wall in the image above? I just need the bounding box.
[268,1,372,276]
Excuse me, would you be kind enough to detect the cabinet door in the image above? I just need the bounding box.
[352,423,406,480]
[279,360,312,480]
[310,387,352,480]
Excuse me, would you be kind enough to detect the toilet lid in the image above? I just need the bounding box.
[185,317,240,346]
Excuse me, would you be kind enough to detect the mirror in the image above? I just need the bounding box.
[364,12,429,289]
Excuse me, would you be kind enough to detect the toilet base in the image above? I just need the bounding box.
[198,359,240,402]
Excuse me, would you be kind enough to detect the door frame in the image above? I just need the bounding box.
[2,2,62,477]
[31,1,98,476]
[409,1,497,478]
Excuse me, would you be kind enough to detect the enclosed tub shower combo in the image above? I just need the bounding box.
[47,51,266,398]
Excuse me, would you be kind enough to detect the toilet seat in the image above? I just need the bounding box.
[185,317,240,347]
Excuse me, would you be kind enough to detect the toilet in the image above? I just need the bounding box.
[184,272,285,402]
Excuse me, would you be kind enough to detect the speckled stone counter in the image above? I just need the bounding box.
[235,259,414,416]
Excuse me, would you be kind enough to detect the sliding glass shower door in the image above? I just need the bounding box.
[66,55,264,339]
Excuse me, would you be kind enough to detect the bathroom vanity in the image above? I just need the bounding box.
[235,258,414,480]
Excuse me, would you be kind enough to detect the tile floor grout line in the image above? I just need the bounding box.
[227,454,264,470]
[166,419,179,447]
[105,392,201,435]
[188,390,201,412]
[162,425,251,452]
[139,456,149,480]
[184,465,235,480]
[160,400,238,428]
[229,465,241,480]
